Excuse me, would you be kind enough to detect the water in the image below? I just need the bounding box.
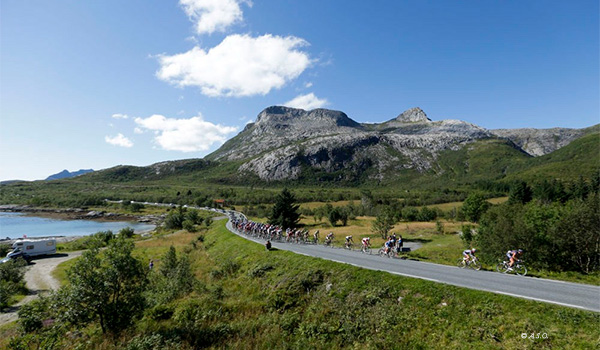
[0,212,155,239]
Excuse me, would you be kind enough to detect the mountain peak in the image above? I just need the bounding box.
[254,106,361,128]
[395,107,431,123]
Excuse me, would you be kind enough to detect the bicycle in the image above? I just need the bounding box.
[378,247,395,258]
[324,239,334,247]
[344,242,354,250]
[457,256,482,270]
[361,245,372,254]
[496,259,527,276]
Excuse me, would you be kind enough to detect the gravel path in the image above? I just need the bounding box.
[0,251,83,326]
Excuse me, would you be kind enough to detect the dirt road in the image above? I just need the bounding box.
[0,251,83,326]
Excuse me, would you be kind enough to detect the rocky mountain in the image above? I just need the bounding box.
[490,128,588,157]
[203,106,598,183]
[46,169,94,181]
[206,106,521,182]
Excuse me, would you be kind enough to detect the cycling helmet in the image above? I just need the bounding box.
[518,249,524,253]
[472,248,477,253]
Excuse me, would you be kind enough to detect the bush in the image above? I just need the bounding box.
[119,227,135,238]
[401,207,419,221]
[462,193,490,223]
[182,220,197,232]
[0,258,27,309]
[0,244,11,256]
[149,246,196,305]
[94,230,114,244]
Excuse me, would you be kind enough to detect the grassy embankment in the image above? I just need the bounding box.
[28,220,600,349]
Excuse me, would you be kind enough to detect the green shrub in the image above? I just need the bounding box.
[119,227,135,238]
[0,258,27,309]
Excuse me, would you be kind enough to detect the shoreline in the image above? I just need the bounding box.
[0,205,161,243]
[0,204,164,224]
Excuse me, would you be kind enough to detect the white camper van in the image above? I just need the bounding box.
[7,238,57,259]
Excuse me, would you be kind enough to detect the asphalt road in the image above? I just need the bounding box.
[225,221,600,313]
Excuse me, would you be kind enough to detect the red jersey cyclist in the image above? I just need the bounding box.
[361,237,371,249]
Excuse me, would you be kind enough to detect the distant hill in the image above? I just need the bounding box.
[46,169,94,181]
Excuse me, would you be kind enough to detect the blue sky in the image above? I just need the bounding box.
[1,0,598,181]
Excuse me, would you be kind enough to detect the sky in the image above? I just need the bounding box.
[1,0,598,181]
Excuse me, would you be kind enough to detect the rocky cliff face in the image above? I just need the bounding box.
[209,106,499,181]
[206,106,593,182]
[491,128,585,157]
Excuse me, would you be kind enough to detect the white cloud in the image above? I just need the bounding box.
[156,34,312,97]
[105,134,133,148]
[134,114,238,152]
[112,113,129,119]
[284,93,328,110]
[304,82,313,88]
[134,127,144,134]
[179,0,251,35]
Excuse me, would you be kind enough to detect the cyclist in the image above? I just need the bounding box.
[462,248,476,263]
[506,249,524,270]
[361,237,371,249]
[313,230,320,243]
[345,235,354,248]
[384,237,395,255]
[325,232,334,245]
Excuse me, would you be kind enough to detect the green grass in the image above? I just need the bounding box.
[132,221,599,349]
[6,220,600,349]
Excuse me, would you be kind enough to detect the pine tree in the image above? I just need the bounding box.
[269,188,300,229]
[509,180,533,204]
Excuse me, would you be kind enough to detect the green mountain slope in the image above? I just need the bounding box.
[504,131,600,182]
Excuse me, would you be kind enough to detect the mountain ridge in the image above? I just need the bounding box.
[208,106,576,182]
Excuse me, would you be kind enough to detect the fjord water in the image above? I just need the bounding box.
[0,212,155,239]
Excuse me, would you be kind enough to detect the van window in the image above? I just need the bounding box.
[46,241,54,246]
[16,243,23,246]
[26,245,34,250]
